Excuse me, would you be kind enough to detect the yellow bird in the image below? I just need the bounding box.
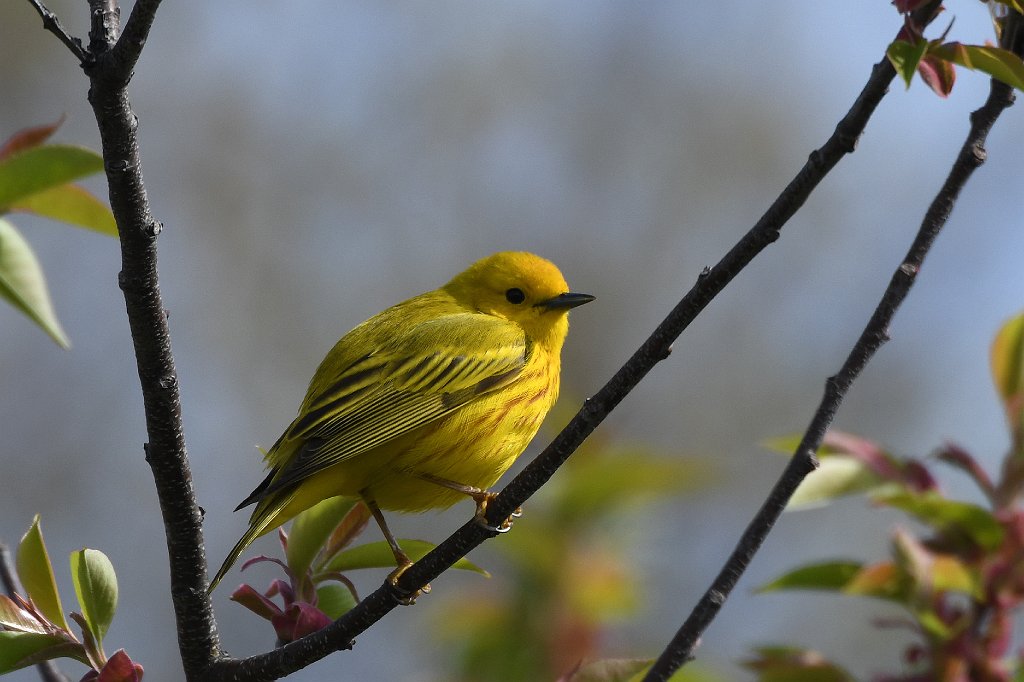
[210,251,593,592]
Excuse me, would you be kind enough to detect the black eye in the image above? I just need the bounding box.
[505,288,526,304]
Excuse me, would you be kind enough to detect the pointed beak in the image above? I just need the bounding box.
[538,292,595,311]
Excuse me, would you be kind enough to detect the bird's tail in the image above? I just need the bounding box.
[208,488,297,593]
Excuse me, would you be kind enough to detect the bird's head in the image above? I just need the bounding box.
[444,251,594,350]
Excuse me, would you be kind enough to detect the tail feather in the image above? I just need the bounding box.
[208,488,296,593]
[234,468,277,511]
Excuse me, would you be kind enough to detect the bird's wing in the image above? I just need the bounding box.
[253,313,530,499]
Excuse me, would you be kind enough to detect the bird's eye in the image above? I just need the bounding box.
[505,288,526,304]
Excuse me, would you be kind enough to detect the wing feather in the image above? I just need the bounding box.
[252,313,529,500]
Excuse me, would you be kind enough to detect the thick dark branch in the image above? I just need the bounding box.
[642,73,1017,682]
[24,0,88,63]
[106,0,163,86]
[80,1,220,680]
[206,12,934,682]
[0,544,70,682]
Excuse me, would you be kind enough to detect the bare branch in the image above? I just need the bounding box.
[642,64,1018,682]
[0,544,71,682]
[206,10,941,682]
[111,0,163,73]
[24,0,89,63]
[80,1,222,679]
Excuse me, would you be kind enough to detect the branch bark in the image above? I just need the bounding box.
[642,63,1018,682]
[80,1,223,679]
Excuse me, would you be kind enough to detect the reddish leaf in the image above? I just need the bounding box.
[935,442,995,498]
[0,595,48,634]
[823,431,936,491]
[892,0,933,13]
[228,584,281,621]
[321,502,372,565]
[95,650,143,682]
[932,42,1024,92]
[0,117,66,162]
[917,54,956,97]
[845,562,910,602]
[271,602,332,643]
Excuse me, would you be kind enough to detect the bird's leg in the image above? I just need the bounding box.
[363,494,429,604]
[416,473,523,533]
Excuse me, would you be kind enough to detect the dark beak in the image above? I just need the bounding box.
[538,292,595,311]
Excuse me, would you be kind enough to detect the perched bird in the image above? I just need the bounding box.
[209,251,593,592]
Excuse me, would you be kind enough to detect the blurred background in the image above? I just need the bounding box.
[3,1,1024,680]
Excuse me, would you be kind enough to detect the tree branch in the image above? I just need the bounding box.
[642,67,1017,682]
[79,1,222,679]
[106,0,163,86]
[206,8,946,681]
[24,0,89,64]
[0,544,70,682]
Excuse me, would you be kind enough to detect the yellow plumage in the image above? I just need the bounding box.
[209,251,592,591]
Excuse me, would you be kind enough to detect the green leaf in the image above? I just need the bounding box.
[843,561,911,602]
[553,451,703,521]
[932,42,1024,92]
[321,539,489,576]
[0,145,104,209]
[11,184,117,237]
[891,528,981,599]
[990,0,1024,14]
[315,583,357,620]
[875,491,1005,550]
[16,515,68,631]
[992,311,1024,436]
[788,456,880,509]
[761,433,861,458]
[567,658,653,682]
[887,38,929,88]
[286,497,359,583]
[757,561,863,593]
[0,218,70,348]
[0,631,84,674]
[70,548,118,644]
[743,646,855,682]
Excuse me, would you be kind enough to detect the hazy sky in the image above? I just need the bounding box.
[3,1,1023,680]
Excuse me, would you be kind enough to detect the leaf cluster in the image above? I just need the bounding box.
[0,118,115,348]
[1,516,141,681]
[750,311,1024,682]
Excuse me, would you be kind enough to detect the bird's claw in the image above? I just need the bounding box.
[473,496,523,533]
[386,563,431,606]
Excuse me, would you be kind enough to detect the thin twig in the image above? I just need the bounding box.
[0,544,71,682]
[206,10,946,682]
[24,0,89,63]
[642,73,1017,682]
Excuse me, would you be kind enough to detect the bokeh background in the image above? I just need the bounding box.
[3,1,1024,680]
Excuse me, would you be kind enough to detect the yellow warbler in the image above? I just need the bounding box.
[210,251,593,592]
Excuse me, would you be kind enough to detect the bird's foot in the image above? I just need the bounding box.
[472,492,523,533]
[386,562,431,606]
